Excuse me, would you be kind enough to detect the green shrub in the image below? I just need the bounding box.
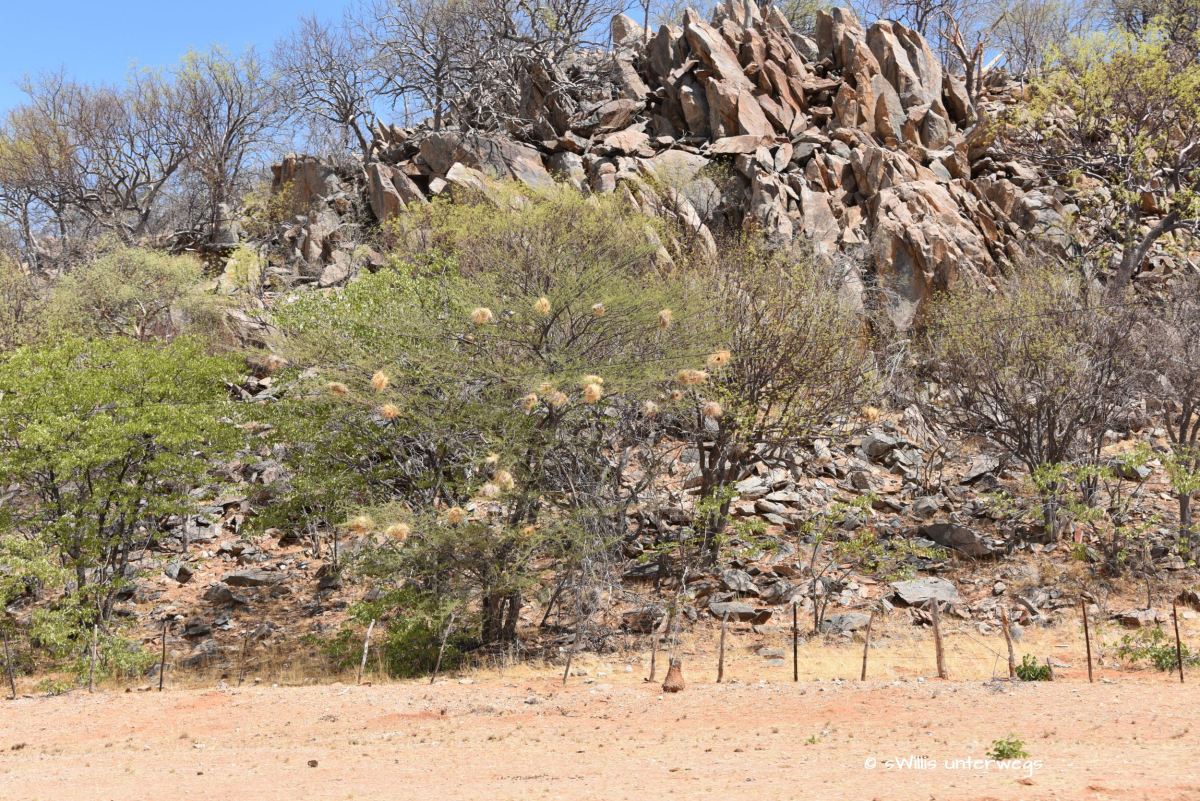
[1116,627,1200,671]
[319,589,468,679]
[264,184,715,649]
[1015,654,1052,681]
[40,245,227,343]
[987,733,1029,760]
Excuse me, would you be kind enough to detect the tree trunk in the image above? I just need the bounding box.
[1181,492,1192,531]
[501,590,521,643]
[481,592,505,645]
[1112,209,1179,290]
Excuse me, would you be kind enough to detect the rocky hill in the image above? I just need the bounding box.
[271,2,1095,329]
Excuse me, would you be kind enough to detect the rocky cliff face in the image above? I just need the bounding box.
[274,3,1077,327]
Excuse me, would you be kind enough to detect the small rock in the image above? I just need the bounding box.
[222,570,283,588]
[917,523,997,558]
[709,601,757,621]
[911,496,940,519]
[822,612,871,633]
[720,569,758,595]
[861,433,899,458]
[164,563,194,584]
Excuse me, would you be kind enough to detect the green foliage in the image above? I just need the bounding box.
[0,336,240,636]
[1016,654,1052,681]
[1116,627,1200,671]
[217,244,264,295]
[1012,14,1200,285]
[317,591,468,679]
[1025,449,1159,573]
[1165,447,1200,512]
[266,185,714,647]
[0,254,39,351]
[800,495,942,632]
[40,245,226,343]
[362,588,466,678]
[987,733,1030,760]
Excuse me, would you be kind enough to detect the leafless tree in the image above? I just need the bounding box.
[1139,281,1200,529]
[0,70,192,264]
[359,0,621,133]
[357,0,486,131]
[676,239,875,566]
[915,267,1137,479]
[173,45,282,242]
[994,0,1095,77]
[273,14,382,157]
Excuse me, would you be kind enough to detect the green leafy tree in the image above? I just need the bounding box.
[0,337,240,634]
[1009,16,1200,288]
[267,185,712,650]
[41,245,226,343]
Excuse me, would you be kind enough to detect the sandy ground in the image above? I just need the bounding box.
[1,658,1198,801]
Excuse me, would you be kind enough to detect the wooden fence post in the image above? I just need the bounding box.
[648,612,670,682]
[1173,601,1185,684]
[3,630,17,699]
[357,619,376,685]
[928,599,947,679]
[792,603,799,683]
[1081,600,1094,683]
[717,613,729,684]
[861,608,876,681]
[89,624,98,693]
[1001,607,1016,679]
[238,633,250,688]
[158,619,168,692]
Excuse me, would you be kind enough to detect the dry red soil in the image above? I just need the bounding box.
[1,669,1197,801]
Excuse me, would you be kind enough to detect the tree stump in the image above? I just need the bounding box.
[662,658,685,693]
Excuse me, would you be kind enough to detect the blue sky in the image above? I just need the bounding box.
[0,1,349,111]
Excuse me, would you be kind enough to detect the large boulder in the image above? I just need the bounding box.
[916,523,998,558]
[417,133,552,188]
[869,179,995,328]
[891,577,959,606]
[866,20,944,113]
[272,154,340,215]
[611,13,644,48]
[367,162,403,222]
